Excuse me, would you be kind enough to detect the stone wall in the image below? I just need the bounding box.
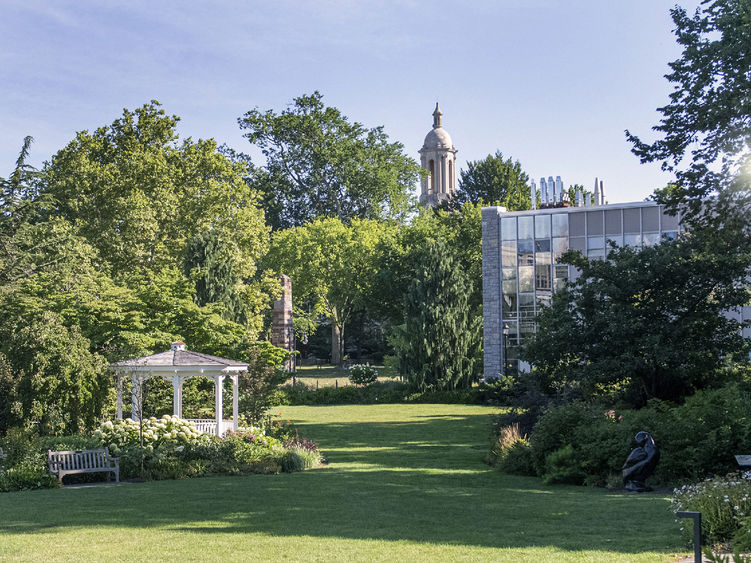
[481,207,502,379]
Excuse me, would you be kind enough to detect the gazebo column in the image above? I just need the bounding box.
[172,374,183,418]
[116,373,123,420]
[232,375,239,431]
[131,374,140,421]
[215,375,224,437]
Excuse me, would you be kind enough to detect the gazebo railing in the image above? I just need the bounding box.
[185,419,235,436]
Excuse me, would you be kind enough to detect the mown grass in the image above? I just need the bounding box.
[0,404,686,562]
[285,363,398,388]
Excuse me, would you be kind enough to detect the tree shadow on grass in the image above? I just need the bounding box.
[0,412,681,556]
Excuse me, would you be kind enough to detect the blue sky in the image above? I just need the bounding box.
[1,0,700,203]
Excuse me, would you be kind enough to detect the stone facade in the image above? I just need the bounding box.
[271,275,295,372]
[481,206,503,380]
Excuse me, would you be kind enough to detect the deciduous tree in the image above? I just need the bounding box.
[266,217,390,364]
[626,0,751,221]
[524,233,751,407]
[456,150,531,210]
[238,92,422,229]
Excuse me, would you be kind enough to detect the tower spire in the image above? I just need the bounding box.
[433,102,442,129]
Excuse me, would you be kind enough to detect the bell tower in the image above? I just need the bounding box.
[419,103,458,206]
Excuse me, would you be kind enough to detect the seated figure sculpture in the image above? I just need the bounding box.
[622,431,660,492]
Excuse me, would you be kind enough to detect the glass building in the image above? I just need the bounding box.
[481,201,689,379]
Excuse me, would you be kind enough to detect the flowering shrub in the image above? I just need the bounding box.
[94,415,208,456]
[671,471,751,546]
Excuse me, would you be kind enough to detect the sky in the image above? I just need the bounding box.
[1,0,701,204]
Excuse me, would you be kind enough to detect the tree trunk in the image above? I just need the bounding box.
[331,321,344,365]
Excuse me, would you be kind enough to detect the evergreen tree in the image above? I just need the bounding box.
[393,239,482,391]
[183,230,248,324]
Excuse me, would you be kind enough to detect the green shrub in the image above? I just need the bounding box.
[39,434,100,452]
[498,439,535,476]
[1,427,40,467]
[145,457,192,480]
[734,517,751,553]
[529,402,601,477]
[348,364,378,387]
[515,384,751,487]
[0,457,58,492]
[542,445,586,485]
[279,449,307,473]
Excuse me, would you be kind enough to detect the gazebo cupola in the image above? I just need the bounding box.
[109,342,248,436]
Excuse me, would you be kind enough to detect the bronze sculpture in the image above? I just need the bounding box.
[622,431,660,492]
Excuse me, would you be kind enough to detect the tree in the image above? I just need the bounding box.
[239,342,290,426]
[0,136,38,228]
[0,311,109,434]
[238,91,422,229]
[183,230,248,325]
[372,202,483,324]
[42,101,269,280]
[391,239,482,391]
[626,1,751,221]
[266,217,390,364]
[523,233,751,407]
[455,151,531,210]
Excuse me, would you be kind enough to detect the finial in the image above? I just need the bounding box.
[433,102,442,129]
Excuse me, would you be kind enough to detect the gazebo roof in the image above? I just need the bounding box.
[110,342,248,371]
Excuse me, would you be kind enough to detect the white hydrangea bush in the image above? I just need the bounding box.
[94,415,209,456]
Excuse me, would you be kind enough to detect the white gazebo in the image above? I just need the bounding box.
[109,342,248,436]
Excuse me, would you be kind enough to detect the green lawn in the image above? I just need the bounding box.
[0,404,687,562]
[286,363,398,388]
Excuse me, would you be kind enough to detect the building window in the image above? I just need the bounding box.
[552,213,569,237]
[624,208,640,233]
[605,209,622,235]
[518,216,534,240]
[501,217,517,240]
[429,160,435,193]
[535,214,551,239]
[642,207,660,232]
[517,239,534,266]
[587,211,604,235]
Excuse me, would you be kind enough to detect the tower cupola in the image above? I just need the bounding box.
[419,103,458,206]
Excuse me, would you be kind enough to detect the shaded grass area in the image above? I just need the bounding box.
[0,405,686,562]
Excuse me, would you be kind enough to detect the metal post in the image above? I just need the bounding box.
[677,511,702,563]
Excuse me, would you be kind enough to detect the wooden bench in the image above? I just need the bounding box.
[47,448,120,485]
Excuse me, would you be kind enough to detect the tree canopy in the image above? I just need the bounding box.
[626,0,751,220]
[238,91,422,229]
[265,217,391,364]
[455,150,531,210]
[43,101,268,279]
[523,233,751,407]
[0,103,279,433]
